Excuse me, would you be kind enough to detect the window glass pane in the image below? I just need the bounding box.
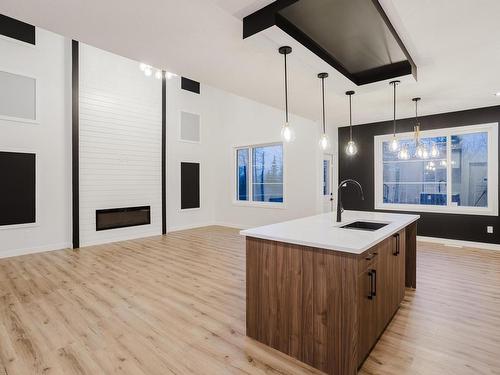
[383,136,447,205]
[323,159,330,195]
[252,144,283,202]
[451,132,488,207]
[236,148,249,201]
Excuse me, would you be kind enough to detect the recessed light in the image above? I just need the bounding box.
[495,92,500,97]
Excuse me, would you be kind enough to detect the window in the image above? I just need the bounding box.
[375,123,498,215]
[235,143,284,204]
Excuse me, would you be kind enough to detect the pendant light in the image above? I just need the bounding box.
[345,90,357,156]
[389,80,400,152]
[413,97,427,158]
[279,46,295,143]
[318,73,330,150]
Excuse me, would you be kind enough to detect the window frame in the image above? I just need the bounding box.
[233,142,286,209]
[374,123,498,216]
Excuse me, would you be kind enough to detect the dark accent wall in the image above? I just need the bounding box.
[180,162,200,209]
[0,152,36,226]
[72,40,80,249]
[338,105,500,245]
[181,77,200,94]
[0,14,35,44]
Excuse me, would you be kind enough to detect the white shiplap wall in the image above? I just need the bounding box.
[79,44,162,246]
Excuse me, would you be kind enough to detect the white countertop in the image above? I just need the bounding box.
[240,210,419,255]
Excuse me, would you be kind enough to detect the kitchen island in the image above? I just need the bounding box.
[241,210,419,375]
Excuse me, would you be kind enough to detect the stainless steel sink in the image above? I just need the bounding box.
[340,221,389,231]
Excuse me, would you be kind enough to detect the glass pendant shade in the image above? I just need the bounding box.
[345,140,358,156]
[281,123,295,143]
[389,136,399,152]
[430,143,439,157]
[415,143,425,158]
[398,144,410,160]
[319,133,330,150]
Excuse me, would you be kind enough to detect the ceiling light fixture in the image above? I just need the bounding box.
[345,90,358,156]
[389,80,400,152]
[165,72,178,80]
[495,92,500,97]
[279,46,295,143]
[318,72,330,150]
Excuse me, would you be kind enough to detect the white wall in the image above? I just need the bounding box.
[79,44,162,246]
[166,78,326,231]
[0,29,72,257]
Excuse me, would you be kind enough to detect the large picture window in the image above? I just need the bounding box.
[235,143,284,205]
[374,123,498,215]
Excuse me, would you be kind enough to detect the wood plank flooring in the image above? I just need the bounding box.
[0,226,499,374]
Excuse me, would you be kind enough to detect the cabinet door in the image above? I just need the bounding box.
[395,230,406,304]
[375,237,393,333]
[357,265,378,367]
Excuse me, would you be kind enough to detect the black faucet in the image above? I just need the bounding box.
[337,179,365,222]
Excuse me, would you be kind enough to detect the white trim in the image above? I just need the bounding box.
[233,141,286,207]
[0,242,72,260]
[0,68,39,124]
[167,222,214,232]
[418,236,500,251]
[374,122,498,216]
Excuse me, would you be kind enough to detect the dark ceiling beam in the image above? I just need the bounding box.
[243,0,298,38]
[352,60,412,86]
[243,0,417,85]
[370,0,417,81]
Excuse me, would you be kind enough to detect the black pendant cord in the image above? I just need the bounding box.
[321,77,326,134]
[349,94,353,141]
[284,52,288,124]
[392,82,396,136]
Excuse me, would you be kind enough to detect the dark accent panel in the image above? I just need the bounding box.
[338,105,500,245]
[0,152,36,226]
[162,71,167,234]
[72,40,80,249]
[181,77,200,94]
[242,0,298,38]
[96,206,151,231]
[0,14,35,45]
[181,162,200,209]
[405,222,417,288]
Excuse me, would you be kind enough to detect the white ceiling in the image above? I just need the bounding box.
[1,0,500,127]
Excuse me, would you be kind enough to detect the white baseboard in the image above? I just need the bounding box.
[0,242,72,260]
[79,229,163,248]
[418,236,500,251]
[167,222,215,233]
[212,221,251,230]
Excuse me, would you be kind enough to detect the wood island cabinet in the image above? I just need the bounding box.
[246,222,416,375]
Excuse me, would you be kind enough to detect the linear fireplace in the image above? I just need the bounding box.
[96,206,151,231]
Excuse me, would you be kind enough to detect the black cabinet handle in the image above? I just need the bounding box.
[368,270,373,299]
[368,269,377,299]
[392,233,400,256]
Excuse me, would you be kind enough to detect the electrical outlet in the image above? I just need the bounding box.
[487,226,494,234]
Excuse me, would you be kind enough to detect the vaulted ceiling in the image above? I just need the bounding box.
[1,0,500,127]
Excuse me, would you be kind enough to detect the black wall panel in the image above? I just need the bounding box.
[0,14,35,45]
[181,162,200,209]
[338,105,500,245]
[0,152,36,226]
[181,77,200,94]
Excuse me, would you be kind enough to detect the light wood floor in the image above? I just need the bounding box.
[0,227,498,375]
